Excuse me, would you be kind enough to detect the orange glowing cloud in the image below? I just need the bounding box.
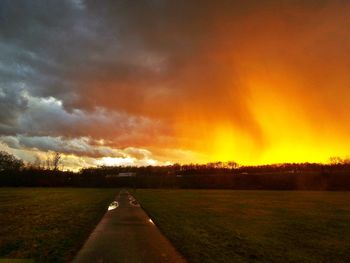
[1,0,350,168]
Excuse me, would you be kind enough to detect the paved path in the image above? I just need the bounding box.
[73,189,186,263]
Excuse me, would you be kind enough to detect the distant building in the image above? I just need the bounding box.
[118,172,136,177]
[105,172,136,178]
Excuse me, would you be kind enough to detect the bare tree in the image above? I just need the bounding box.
[33,156,42,169]
[52,152,62,171]
[45,154,52,170]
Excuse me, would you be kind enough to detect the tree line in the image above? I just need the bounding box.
[1,151,350,190]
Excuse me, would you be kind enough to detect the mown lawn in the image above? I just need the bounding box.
[0,188,116,262]
[134,190,350,263]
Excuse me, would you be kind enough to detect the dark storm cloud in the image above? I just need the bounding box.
[0,0,100,100]
[0,0,170,146]
[0,135,121,158]
[0,0,329,118]
[1,0,350,163]
[0,85,27,128]
[0,134,156,160]
[0,90,162,147]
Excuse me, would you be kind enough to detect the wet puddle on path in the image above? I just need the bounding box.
[128,195,140,207]
[108,201,119,211]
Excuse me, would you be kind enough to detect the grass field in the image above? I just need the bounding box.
[0,188,116,262]
[134,190,350,263]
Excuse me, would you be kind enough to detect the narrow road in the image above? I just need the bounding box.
[73,189,186,263]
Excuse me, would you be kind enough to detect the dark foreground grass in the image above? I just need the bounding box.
[134,190,350,263]
[0,188,116,262]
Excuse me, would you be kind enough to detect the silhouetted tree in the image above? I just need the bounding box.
[45,153,52,170]
[33,156,43,169]
[329,156,343,165]
[227,161,238,169]
[0,151,24,171]
[52,152,62,171]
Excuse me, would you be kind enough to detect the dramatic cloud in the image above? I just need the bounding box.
[1,0,350,168]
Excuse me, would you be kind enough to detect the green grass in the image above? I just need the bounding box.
[0,188,117,262]
[134,190,350,263]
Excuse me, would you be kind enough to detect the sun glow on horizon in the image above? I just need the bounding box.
[2,1,350,170]
[212,127,236,162]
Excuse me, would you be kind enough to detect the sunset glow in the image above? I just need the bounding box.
[1,0,350,169]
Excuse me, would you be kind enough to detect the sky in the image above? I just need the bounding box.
[0,0,350,170]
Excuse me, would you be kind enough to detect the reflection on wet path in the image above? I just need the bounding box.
[128,194,140,207]
[108,201,119,211]
[74,189,186,263]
